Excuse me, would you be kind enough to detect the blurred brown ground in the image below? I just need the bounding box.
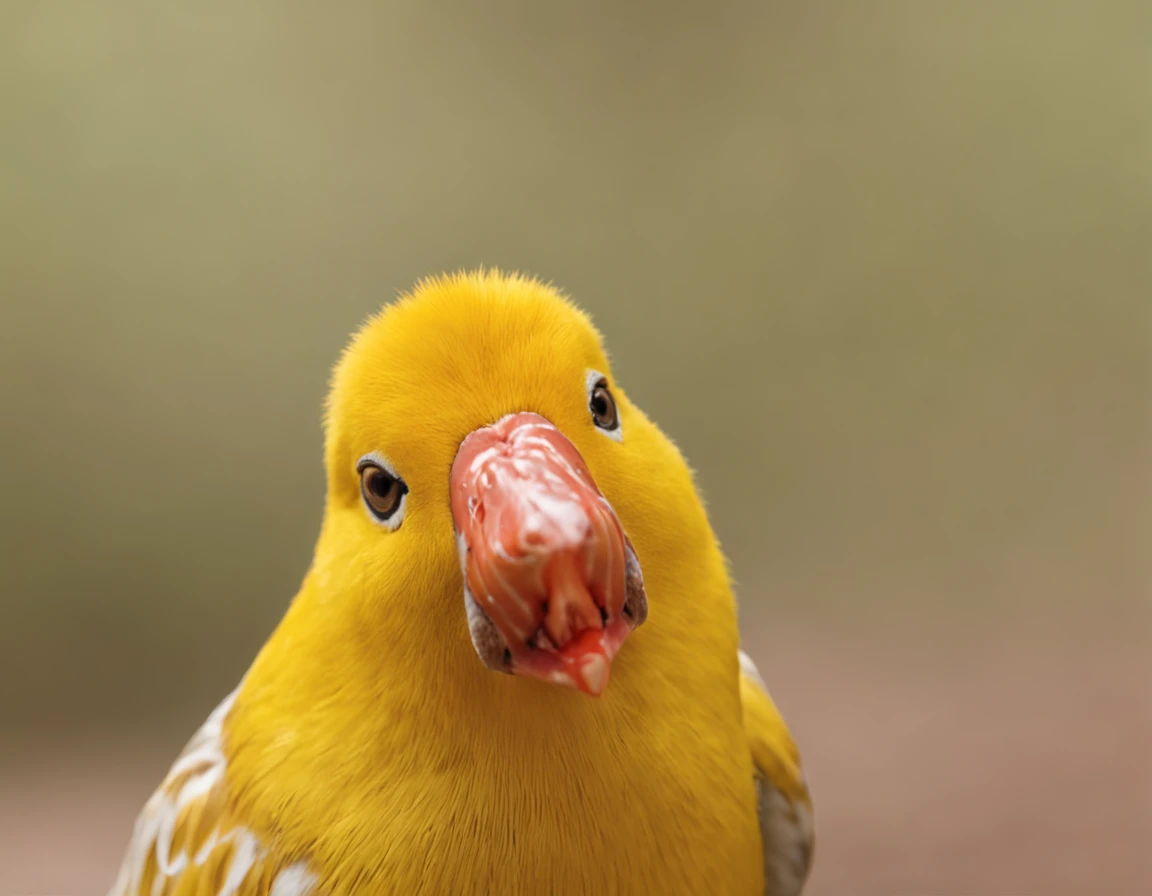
[1,1,1149,893]
[2,609,1149,895]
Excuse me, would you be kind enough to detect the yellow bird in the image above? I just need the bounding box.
[110,270,814,895]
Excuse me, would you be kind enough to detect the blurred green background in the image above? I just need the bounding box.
[1,1,1148,893]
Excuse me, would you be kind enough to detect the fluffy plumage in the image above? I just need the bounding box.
[111,270,813,895]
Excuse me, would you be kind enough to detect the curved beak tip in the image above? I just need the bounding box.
[577,652,610,697]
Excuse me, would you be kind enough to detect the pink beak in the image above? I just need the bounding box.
[450,413,646,696]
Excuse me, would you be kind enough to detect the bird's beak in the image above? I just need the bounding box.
[450,412,648,696]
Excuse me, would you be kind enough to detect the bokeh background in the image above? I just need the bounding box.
[2,1,1149,893]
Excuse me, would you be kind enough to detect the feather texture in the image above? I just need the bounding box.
[111,271,812,894]
[110,690,318,896]
[740,651,815,896]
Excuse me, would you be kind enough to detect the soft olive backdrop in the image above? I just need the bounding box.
[1,1,1148,893]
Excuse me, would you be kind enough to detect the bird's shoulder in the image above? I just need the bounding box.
[738,649,814,896]
[109,688,319,896]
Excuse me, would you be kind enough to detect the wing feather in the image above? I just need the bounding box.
[109,689,319,896]
[739,649,815,896]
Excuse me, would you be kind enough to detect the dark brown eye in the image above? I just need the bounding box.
[589,379,619,431]
[358,462,408,525]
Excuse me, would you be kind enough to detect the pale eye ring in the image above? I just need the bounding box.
[357,454,408,529]
[586,369,623,441]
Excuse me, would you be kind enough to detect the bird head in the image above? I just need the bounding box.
[317,271,711,699]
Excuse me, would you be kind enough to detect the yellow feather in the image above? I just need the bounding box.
[115,270,812,895]
[740,661,809,805]
[740,656,815,895]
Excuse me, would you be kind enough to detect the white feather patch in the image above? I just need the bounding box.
[270,862,320,896]
[108,688,318,896]
[738,648,767,690]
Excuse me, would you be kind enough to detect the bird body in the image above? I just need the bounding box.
[111,271,812,895]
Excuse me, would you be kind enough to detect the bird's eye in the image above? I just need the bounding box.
[358,459,408,528]
[589,378,619,432]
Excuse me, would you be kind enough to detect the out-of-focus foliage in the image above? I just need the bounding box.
[1,0,1147,738]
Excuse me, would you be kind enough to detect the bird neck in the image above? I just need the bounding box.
[222,520,746,848]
